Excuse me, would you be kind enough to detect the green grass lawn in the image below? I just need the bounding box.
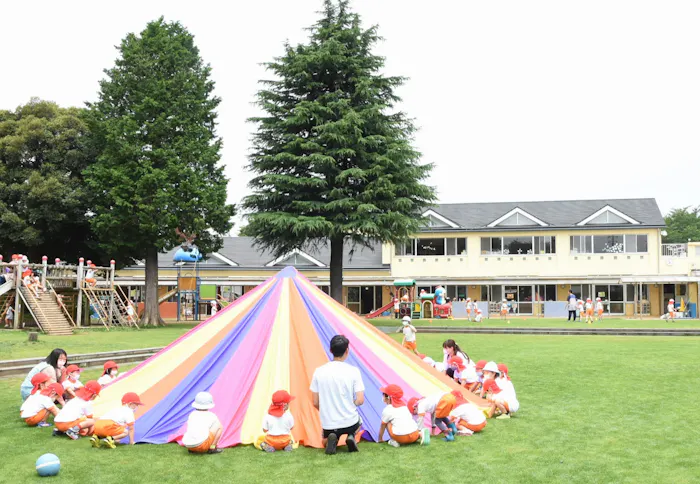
[369,316,700,329]
[1,331,699,483]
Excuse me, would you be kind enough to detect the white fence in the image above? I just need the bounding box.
[662,244,687,257]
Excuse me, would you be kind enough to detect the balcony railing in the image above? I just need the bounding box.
[662,243,688,257]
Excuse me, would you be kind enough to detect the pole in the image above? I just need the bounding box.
[41,256,48,288]
[13,260,21,329]
[109,260,115,326]
[76,258,84,327]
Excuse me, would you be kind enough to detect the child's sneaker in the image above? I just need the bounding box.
[52,428,64,437]
[419,428,430,446]
[37,421,51,428]
[260,442,275,453]
[448,422,458,435]
[283,444,293,452]
[90,435,101,448]
[442,432,455,442]
[387,439,400,448]
[457,429,474,436]
[65,427,80,440]
[496,413,511,420]
[346,433,359,453]
[207,448,223,454]
[102,436,117,449]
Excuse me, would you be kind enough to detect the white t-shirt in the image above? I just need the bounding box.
[126,305,135,316]
[182,410,221,447]
[262,411,294,436]
[100,406,136,427]
[23,276,33,286]
[585,302,593,310]
[63,379,83,392]
[402,326,416,343]
[668,304,675,313]
[596,302,603,311]
[55,397,93,423]
[501,303,508,311]
[85,269,95,279]
[450,403,486,425]
[20,394,56,418]
[415,393,445,416]
[310,360,364,430]
[381,405,419,436]
[495,378,519,412]
[459,365,478,383]
[97,374,116,386]
[475,313,482,322]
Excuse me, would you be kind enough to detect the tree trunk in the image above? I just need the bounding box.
[330,236,344,304]
[141,246,165,327]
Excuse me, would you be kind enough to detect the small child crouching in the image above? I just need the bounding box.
[62,364,84,401]
[261,390,295,452]
[408,392,458,442]
[182,392,223,454]
[53,381,101,439]
[91,392,144,448]
[97,361,119,386]
[449,391,487,435]
[20,383,63,427]
[378,385,429,447]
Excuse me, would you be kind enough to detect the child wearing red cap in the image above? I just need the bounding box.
[260,390,295,452]
[182,392,223,454]
[378,385,429,447]
[62,364,84,401]
[29,373,51,397]
[448,356,478,389]
[596,297,604,322]
[97,361,119,386]
[397,317,418,355]
[54,381,101,439]
[92,392,144,448]
[449,391,486,435]
[20,383,63,427]
[408,392,458,442]
[469,360,487,393]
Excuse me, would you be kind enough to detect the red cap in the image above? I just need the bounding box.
[451,390,467,406]
[475,360,487,370]
[42,383,65,396]
[497,363,509,375]
[83,380,102,396]
[122,392,144,406]
[103,361,119,371]
[31,373,50,394]
[65,364,82,374]
[42,256,48,261]
[407,397,421,414]
[268,390,295,417]
[448,356,465,370]
[380,384,406,408]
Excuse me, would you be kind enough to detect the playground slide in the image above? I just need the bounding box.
[365,301,394,319]
[0,280,13,297]
[158,288,178,304]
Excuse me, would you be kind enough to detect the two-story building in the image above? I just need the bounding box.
[116,198,700,318]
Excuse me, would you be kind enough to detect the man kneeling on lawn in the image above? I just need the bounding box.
[311,335,365,455]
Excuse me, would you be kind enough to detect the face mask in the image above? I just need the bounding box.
[58,359,66,368]
[443,349,449,355]
[110,370,118,377]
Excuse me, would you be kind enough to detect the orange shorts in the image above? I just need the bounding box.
[85,278,96,285]
[188,432,215,453]
[388,424,420,445]
[586,309,593,316]
[435,394,457,418]
[597,309,603,316]
[500,310,507,315]
[24,409,49,427]
[403,341,417,351]
[94,419,127,438]
[466,309,471,314]
[55,416,88,432]
[264,434,292,450]
[458,419,486,432]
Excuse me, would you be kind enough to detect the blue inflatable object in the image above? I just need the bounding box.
[173,246,202,262]
[434,286,446,305]
[36,453,60,477]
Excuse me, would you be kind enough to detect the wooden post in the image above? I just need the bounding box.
[14,260,22,329]
[41,256,48,288]
[109,260,116,326]
[28,332,39,342]
[76,258,84,327]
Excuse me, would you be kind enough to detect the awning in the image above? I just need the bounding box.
[619,275,700,283]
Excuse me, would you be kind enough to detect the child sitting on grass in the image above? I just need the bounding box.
[54,381,101,439]
[91,392,144,448]
[260,390,295,453]
[470,360,487,393]
[449,390,487,435]
[378,385,430,447]
[62,364,84,401]
[408,392,458,442]
[20,383,63,427]
[182,392,223,454]
[97,361,119,386]
[481,362,518,419]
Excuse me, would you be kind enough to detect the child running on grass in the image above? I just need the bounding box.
[585,298,594,324]
[577,299,585,322]
[260,390,295,452]
[54,381,101,439]
[500,300,508,320]
[449,390,487,435]
[408,392,458,442]
[182,392,223,454]
[91,392,144,448]
[20,383,63,427]
[378,385,430,447]
[397,316,418,354]
[596,297,604,322]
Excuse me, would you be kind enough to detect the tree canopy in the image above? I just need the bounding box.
[663,206,700,244]
[243,0,435,302]
[86,18,234,324]
[0,98,98,262]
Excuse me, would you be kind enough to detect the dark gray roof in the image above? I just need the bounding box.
[427,198,664,230]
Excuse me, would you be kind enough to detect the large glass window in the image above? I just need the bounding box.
[572,234,648,254]
[503,237,533,255]
[395,241,415,256]
[534,236,556,255]
[416,238,445,256]
[447,285,468,301]
[570,284,592,301]
[625,284,649,302]
[482,236,555,255]
[594,284,624,314]
[446,238,468,256]
[537,285,556,302]
[571,236,593,254]
[594,235,625,254]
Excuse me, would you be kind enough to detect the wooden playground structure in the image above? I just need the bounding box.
[0,256,139,335]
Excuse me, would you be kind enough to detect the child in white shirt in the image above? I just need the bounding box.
[378,385,429,447]
[182,392,223,454]
[500,300,508,320]
[474,309,483,323]
[54,381,101,439]
[20,383,62,427]
[450,396,487,435]
[584,298,594,324]
[595,298,604,321]
[397,316,418,354]
[62,364,84,400]
[97,361,119,386]
[260,390,295,452]
[92,392,144,448]
[408,392,458,442]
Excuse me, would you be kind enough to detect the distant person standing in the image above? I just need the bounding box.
[567,290,577,322]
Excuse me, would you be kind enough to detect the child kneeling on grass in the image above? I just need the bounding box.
[54,381,101,439]
[481,362,519,419]
[408,392,458,442]
[91,392,144,448]
[449,391,487,435]
[182,392,223,454]
[62,364,84,401]
[20,383,63,427]
[260,390,295,453]
[378,385,430,447]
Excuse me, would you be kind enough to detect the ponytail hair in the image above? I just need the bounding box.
[442,339,471,365]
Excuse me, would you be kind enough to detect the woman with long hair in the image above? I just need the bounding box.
[20,348,68,401]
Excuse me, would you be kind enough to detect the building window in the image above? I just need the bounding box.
[536,285,556,302]
[446,238,468,255]
[447,285,468,301]
[570,284,592,301]
[625,284,649,302]
[347,287,360,313]
[595,284,624,314]
[571,234,648,254]
[481,236,555,255]
[504,285,533,314]
[394,241,415,256]
[593,235,625,254]
[416,238,446,256]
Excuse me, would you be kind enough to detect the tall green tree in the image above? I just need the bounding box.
[86,18,234,326]
[243,0,435,303]
[664,206,700,244]
[0,98,98,262]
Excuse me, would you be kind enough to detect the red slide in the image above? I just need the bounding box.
[365,301,395,319]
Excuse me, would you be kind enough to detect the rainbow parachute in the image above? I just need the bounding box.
[93,267,488,448]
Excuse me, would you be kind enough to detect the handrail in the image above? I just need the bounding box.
[45,279,76,327]
[116,286,140,328]
[17,285,46,334]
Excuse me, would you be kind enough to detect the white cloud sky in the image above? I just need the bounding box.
[2,0,698,232]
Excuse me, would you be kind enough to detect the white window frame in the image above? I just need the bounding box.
[487,208,548,227]
[570,234,648,254]
[577,205,640,226]
[480,236,556,255]
[397,238,468,257]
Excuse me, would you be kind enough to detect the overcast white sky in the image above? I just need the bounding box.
[2,0,699,231]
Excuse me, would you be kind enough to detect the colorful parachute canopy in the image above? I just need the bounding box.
[93,267,488,448]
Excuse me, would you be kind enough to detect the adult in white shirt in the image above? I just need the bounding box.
[310,335,365,455]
